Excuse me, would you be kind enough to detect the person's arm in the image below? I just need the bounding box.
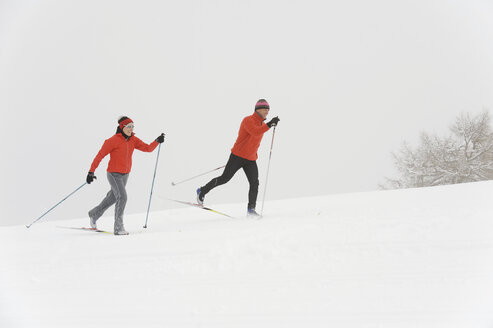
[89,138,114,172]
[242,117,270,136]
[134,136,160,152]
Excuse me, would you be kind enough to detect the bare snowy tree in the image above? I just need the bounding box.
[381,110,493,189]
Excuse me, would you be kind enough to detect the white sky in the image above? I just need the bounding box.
[1,0,493,226]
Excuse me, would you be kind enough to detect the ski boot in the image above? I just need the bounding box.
[247,207,261,218]
[196,187,205,206]
[88,211,97,229]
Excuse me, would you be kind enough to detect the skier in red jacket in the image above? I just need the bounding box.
[197,99,280,217]
[87,116,165,235]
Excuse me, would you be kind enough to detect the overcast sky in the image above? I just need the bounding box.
[1,0,493,226]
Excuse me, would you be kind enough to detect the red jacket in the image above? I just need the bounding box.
[90,133,158,174]
[231,113,270,161]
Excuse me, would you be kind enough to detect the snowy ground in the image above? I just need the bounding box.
[2,181,493,328]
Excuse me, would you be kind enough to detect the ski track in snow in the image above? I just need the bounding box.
[2,181,493,327]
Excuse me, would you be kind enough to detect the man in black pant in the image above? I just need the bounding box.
[196,99,280,216]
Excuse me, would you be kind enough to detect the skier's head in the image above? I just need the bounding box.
[117,116,134,136]
[255,99,270,120]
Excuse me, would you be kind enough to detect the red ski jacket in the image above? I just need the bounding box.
[231,113,270,161]
[90,133,158,174]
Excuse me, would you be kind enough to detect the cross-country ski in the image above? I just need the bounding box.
[167,199,236,219]
[57,226,113,234]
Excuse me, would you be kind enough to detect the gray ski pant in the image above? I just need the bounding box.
[89,172,129,232]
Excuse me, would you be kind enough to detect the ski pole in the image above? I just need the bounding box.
[26,182,88,228]
[144,142,162,228]
[171,165,226,186]
[261,126,277,216]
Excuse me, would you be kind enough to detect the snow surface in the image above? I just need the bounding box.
[2,181,493,327]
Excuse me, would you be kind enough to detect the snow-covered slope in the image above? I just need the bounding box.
[2,181,493,328]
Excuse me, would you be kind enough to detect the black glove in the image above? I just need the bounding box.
[86,172,97,184]
[156,133,165,144]
[266,116,280,128]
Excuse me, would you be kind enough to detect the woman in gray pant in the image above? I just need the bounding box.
[86,116,164,235]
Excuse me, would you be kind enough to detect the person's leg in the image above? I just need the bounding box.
[107,172,130,233]
[243,160,259,210]
[88,185,116,224]
[199,153,243,198]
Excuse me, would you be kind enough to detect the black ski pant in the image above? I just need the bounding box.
[200,153,259,209]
